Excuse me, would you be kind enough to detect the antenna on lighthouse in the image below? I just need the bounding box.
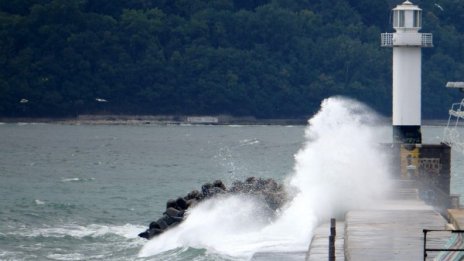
[381,1,433,144]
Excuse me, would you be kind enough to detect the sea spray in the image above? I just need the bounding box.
[286,97,392,220]
[138,97,393,259]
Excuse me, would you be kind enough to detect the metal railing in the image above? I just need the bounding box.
[423,229,464,260]
[380,32,433,47]
[422,33,433,47]
[443,98,464,154]
[381,33,394,47]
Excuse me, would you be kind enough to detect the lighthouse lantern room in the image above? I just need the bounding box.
[393,1,421,30]
[381,1,433,144]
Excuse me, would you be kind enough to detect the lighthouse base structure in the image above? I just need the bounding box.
[393,125,422,144]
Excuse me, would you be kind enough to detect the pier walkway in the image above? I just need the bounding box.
[252,180,462,260]
[343,200,448,260]
[305,180,454,261]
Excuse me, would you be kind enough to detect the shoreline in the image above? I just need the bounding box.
[0,115,451,126]
[0,115,309,126]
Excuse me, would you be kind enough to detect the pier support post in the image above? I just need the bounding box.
[423,229,427,261]
[329,218,336,261]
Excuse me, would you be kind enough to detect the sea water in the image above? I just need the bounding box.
[0,117,301,260]
[0,98,463,260]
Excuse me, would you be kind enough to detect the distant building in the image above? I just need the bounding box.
[186,116,219,124]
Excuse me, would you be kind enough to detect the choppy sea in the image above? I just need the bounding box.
[0,98,463,260]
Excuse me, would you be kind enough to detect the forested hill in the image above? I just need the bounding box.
[1,0,464,119]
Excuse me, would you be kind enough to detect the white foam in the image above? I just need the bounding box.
[20,224,145,239]
[61,178,80,182]
[46,252,107,261]
[139,97,392,259]
[239,138,260,146]
[139,195,276,258]
[61,177,95,183]
[0,250,21,259]
[35,199,45,205]
[287,97,392,219]
[47,253,86,260]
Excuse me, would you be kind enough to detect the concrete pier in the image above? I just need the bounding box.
[448,209,464,229]
[305,180,455,260]
[251,252,307,261]
[344,203,448,260]
[253,179,459,260]
[253,201,451,260]
[304,200,451,260]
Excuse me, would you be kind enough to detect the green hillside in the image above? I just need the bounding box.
[1,0,463,118]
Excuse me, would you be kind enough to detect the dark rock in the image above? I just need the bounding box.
[166,199,177,209]
[138,177,288,240]
[138,231,150,239]
[186,198,198,208]
[201,183,213,198]
[175,197,188,210]
[149,221,160,230]
[213,180,227,191]
[185,190,202,200]
[164,207,184,220]
[156,217,169,230]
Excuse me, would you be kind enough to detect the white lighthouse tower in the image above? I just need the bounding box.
[381,0,433,144]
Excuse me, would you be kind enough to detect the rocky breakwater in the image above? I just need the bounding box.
[138,177,288,239]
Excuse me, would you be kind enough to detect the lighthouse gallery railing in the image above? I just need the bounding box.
[381,33,433,47]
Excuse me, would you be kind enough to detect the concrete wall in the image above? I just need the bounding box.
[388,143,451,208]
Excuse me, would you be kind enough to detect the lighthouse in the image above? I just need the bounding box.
[381,0,433,144]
